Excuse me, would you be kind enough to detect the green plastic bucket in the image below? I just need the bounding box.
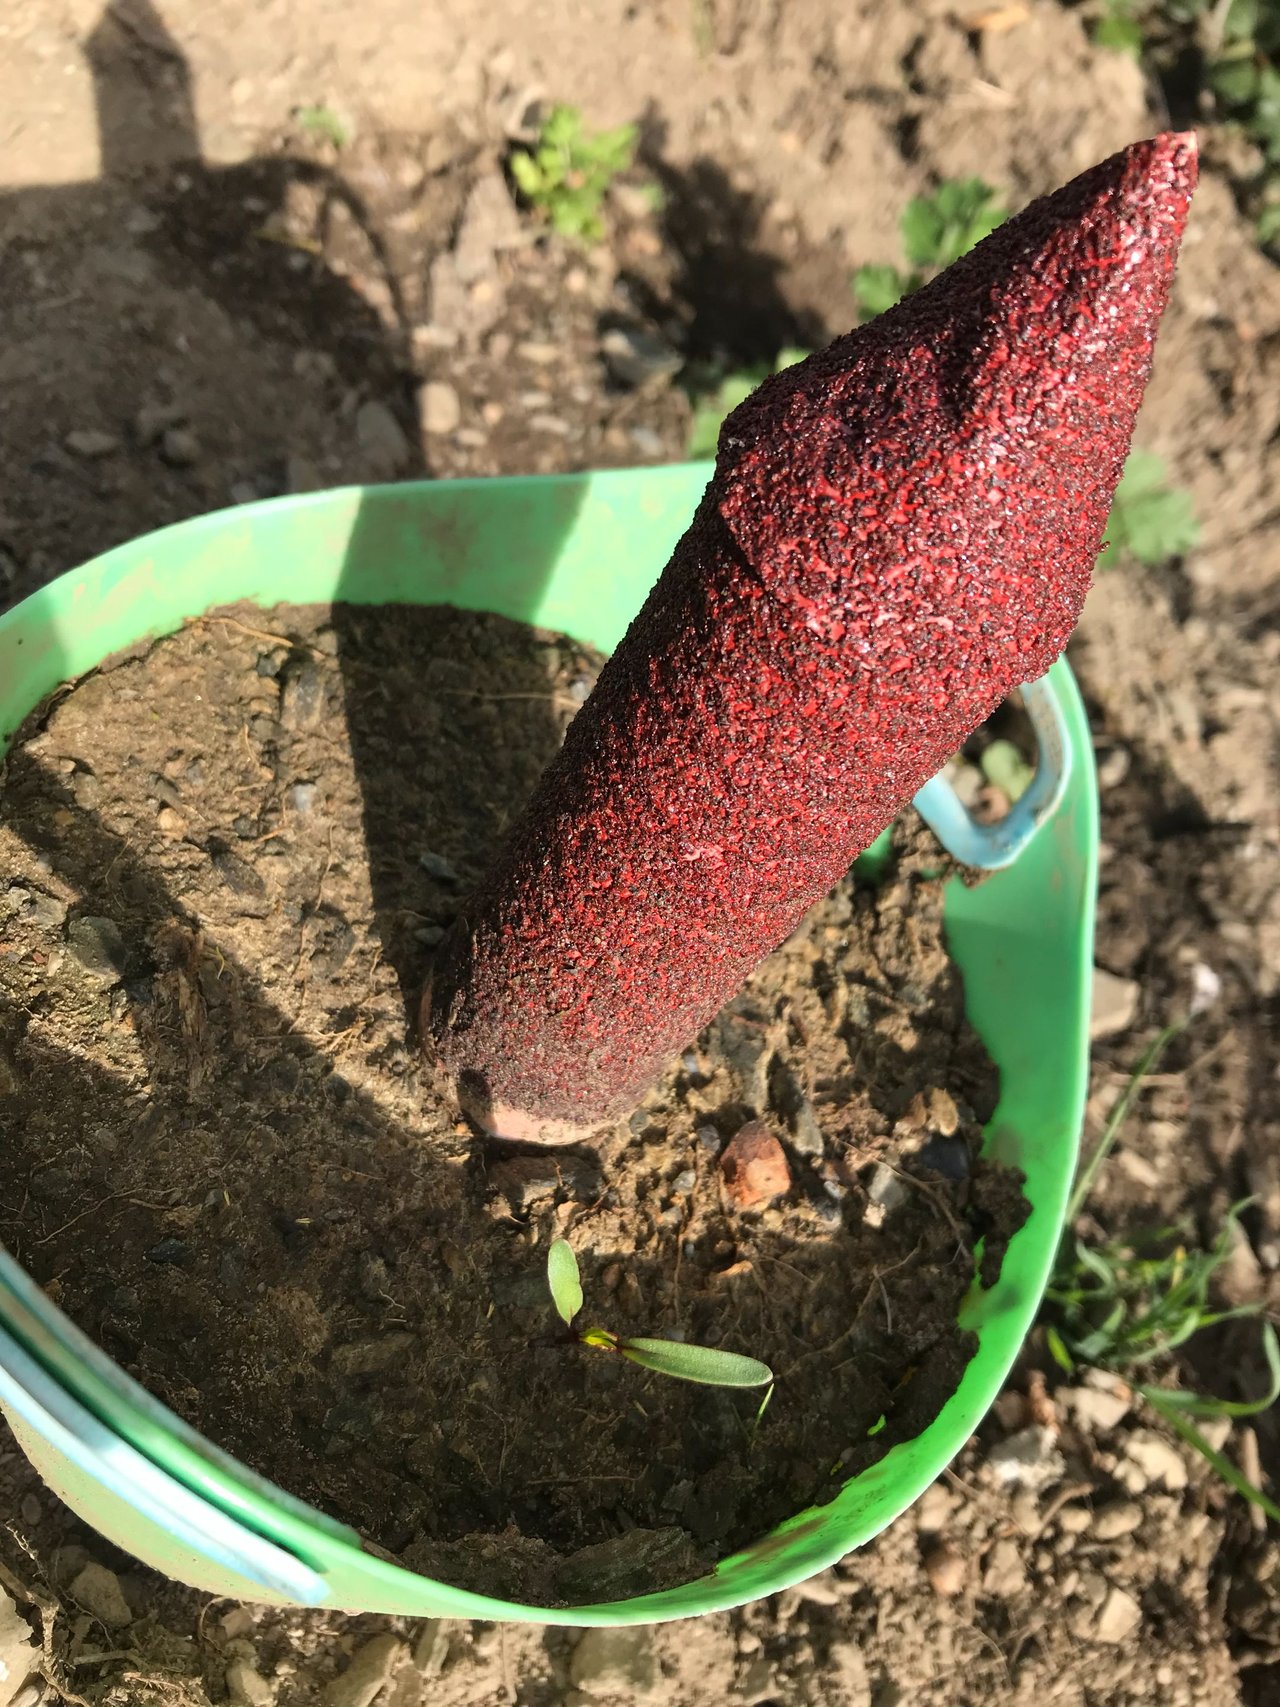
[0,466,1097,1621]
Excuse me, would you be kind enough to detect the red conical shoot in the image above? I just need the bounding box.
[425,133,1197,1144]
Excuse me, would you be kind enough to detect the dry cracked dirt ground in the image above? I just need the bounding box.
[1,0,1278,1703]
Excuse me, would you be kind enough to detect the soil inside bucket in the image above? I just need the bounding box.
[0,601,1026,1606]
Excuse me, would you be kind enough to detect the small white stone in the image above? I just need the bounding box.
[866,1162,910,1212]
[69,1562,132,1630]
[982,1536,1027,1600]
[1094,1585,1142,1644]
[986,1425,1064,1491]
[1093,1501,1144,1542]
[65,429,120,458]
[1122,1429,1188,1492]
[1059,1383,1131,1434]
[0,1590,39,1707]
[418,380,461,436]
[569,1628,658,1698]
[1090,968,1140,1040]
[226,1658,274,1706]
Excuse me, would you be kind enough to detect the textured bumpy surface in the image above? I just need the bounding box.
[426,133,1197,1141]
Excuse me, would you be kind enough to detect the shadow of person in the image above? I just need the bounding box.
[617,107,836,374]
[0,0,421,612]
[1,0,581,1030]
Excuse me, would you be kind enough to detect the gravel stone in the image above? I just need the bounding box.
[323,1634,406,1707]
[418,380,462,435]
[569,1628,658,1698]
[65,429,120,458]
[1090,967,1140,1039]
[65,914,127,982]
[355,400,411,477]
[1094,1584,1143,1643]
[68,1562,132,1630]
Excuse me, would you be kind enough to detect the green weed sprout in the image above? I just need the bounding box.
[1045,1023,1280,1522]
[852,177,1008,320]
[1093,0,1280,252]
[510,105,638,242]
[686,347,809,459]
[1098,448,1200,567]
[293,104,350,149]
[547,1239,773,1389]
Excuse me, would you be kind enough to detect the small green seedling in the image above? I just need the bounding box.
[979,738,1035,804]
[547,1239,773,1388]
[686,346,809,458]
[1097,448,1199,567]
[510,105,639,242]
[1045,1023,1280,1523]
[852,177,1008,321]
[293,104,350,149]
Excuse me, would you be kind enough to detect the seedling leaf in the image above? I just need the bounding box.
[900,178,1007,270]
[851,263,913,321]
[620,1336,773,1387]
[979,738,1035,803]
[294,104,350,148]
[547,1238,584,1327]
[1100,450,1199,567]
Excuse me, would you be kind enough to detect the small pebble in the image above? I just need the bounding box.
[1056,1503,1092,1535]
[226,1659,274,1707]
[65,429,120,458]
[323,1633,406,1707]
[66,914,127,982]
[355,400,411,477]
[68,1561,133,1629]
[418,380,462,436]
[1093,1501,1143,1541]
[866,1161,910,1211]
[288,781,318,813]
[719,1120,791,1209]
[160,426,202,467]
[135,401,184,444]
[1094,1584,1142,1644]
[569,1627,659,1698]
[924,1538,966,1597]
[419,850,461,883]
[1090,966,1140,1040]
[600,325,681,388]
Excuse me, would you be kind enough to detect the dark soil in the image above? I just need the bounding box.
[0,599,1019,1606]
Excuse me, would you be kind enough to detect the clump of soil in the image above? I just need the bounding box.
[0,602,1023,1606]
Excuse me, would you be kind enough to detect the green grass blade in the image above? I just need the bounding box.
[1137,1323,1280,1419]
[547,1238,584,1327]
[620,1337,774,1388]
[1066,1022,1186,1226]
[1142,1387,1280,1523]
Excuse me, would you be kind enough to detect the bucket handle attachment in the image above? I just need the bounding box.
[912,674,1071,872]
